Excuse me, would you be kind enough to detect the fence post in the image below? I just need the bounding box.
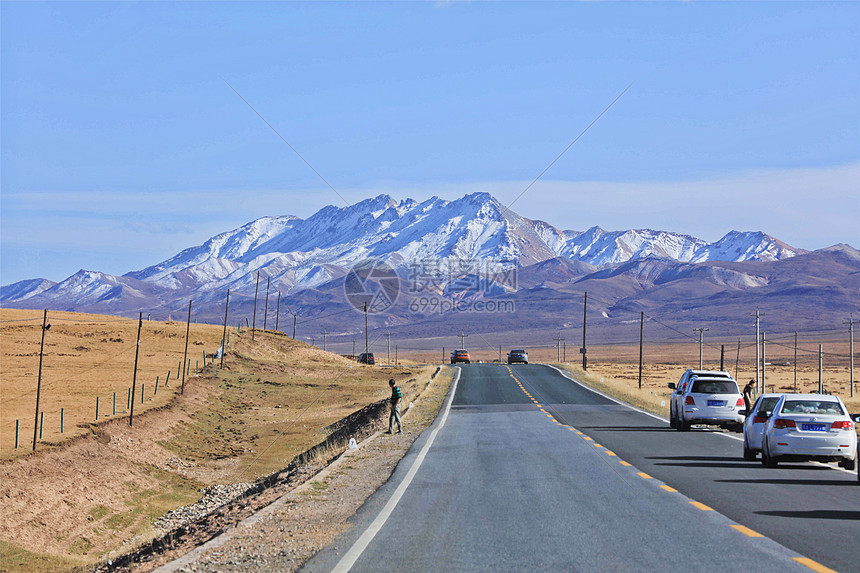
[141,383,145,404]
[112,392,116,416]
[155,376,159,396]
[165,370,171,388]
[196,360,199,374]
[15,420,19,449]
[61,408,64,433]
[96,396,100,420]
[39,412,44,439]
[127,388,131,411]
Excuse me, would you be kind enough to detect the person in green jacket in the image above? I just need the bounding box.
[386,378,402,434]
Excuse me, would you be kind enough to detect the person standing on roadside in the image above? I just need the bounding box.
[743,379,756,412]
[386,378,402,434]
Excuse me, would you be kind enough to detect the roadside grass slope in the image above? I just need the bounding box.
[0,310,432,573]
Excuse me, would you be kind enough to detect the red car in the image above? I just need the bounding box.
[450,350,471,364]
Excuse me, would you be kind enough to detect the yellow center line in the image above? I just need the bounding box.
[575,431,583,435]
[792,558,837,573]
[637,472,652,480]
[659,485,677,492]
[546,414,554,418]
[593,443,603,448]
[730,525,762,538]
[619,461,632,466]
[689,501,713,511]
[605,451,617,456]
[583,436,593,441]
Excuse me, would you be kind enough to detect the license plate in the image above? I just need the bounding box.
[801,423,826,432]
[707,400,725,407]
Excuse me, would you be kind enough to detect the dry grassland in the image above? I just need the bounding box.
[0,309,435,572]
[555,340,859,417]
[1,308,228,458]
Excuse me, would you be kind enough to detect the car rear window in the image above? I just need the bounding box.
[690,380,740,394]
[758,397,779,414]
[780,400,844,415]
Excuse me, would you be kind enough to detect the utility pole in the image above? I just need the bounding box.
[459,332,468,350]
[581,292,588,370]
[364,302,369,356]
[352,340,356,359]
[554,333,565,363]
[735,338,741,379]
[386,331,391,366]
[563,342,566,362]
[794,331,798,393]
[761,332,767,391]
[638,311,644,390]
[719,344,725,371]
[693,327,709,370]
[293,313,297,339]
[844,316,858,397]
[181,300,192,394]
[322,329,328,352]
[752,310,762,394]
[499,345,502,363]
[818,344,823,394]
[129,312,142,427]
[220,290,229,370]
[275,292,280,332]
[33,310,49,450]
[252,271,260,341]
[263,277,270,331]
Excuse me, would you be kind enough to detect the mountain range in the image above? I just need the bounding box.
[2,192,856,343]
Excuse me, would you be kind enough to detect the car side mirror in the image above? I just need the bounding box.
[667,383,676,390]
[852,414,860,423]
[738,409,748,417]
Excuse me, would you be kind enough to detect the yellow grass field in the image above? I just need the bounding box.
[0,308,439,572]
[1,308,228,458]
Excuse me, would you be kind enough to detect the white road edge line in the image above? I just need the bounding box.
[330,367,462,573]
[546,365,857,475]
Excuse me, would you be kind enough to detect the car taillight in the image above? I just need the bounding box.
[736,398,744,407]
[685,396,695,405]
[773,419,796,429]
[831,420,855,430]
[753,415,768,424]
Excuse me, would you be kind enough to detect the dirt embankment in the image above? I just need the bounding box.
[0,322,436,573]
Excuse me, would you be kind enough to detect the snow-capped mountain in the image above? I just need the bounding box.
[2,192,807,311]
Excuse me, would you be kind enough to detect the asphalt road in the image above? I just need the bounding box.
[304,364,859,573]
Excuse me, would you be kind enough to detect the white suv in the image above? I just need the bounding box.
[669,372,744,431]
[668,370,734,430]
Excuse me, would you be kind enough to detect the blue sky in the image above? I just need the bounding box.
[2,1,858,285]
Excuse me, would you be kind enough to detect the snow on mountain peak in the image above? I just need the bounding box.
[1,192,808,305]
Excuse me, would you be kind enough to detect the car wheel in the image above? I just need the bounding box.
[743,437,756,461]
[678,418,690,432]
[762,439,778,468]
[839,457,856,471]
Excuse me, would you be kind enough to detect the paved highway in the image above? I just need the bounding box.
[304,364,859,572]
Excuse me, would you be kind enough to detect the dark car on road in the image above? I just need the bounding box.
[507,349,529,364]
[357,352,375,365]
[450,350,471,364]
